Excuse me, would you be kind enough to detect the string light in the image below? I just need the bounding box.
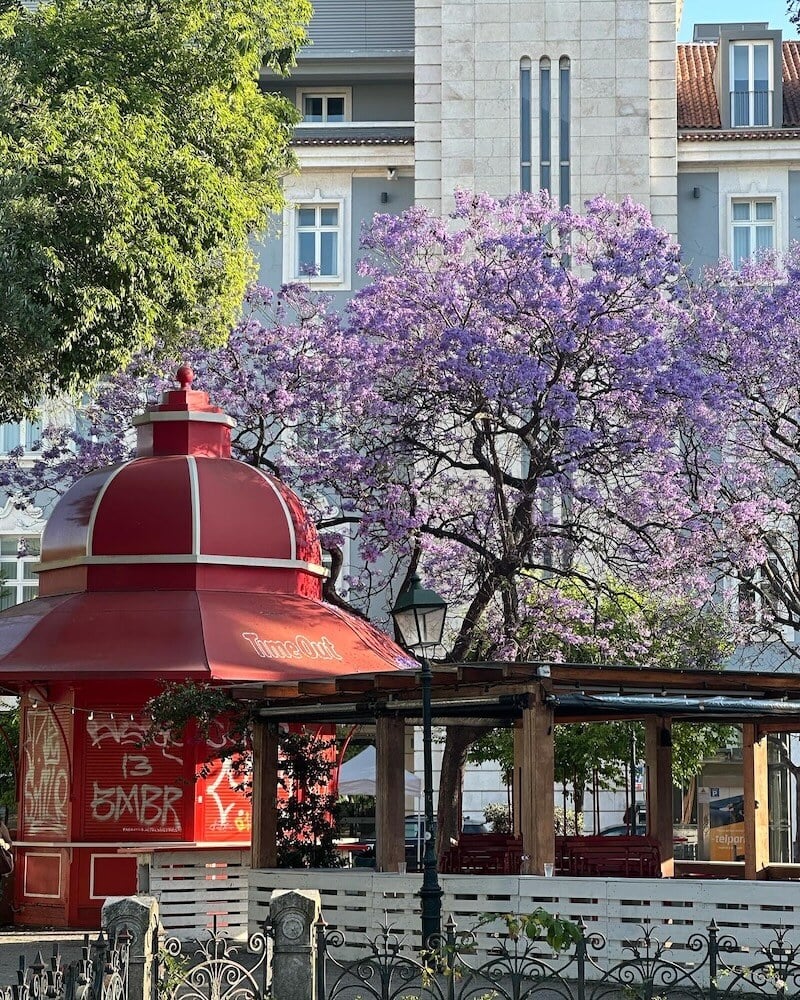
[27,702,155,722]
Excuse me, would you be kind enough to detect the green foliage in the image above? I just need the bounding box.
[0,0,310,416]
[277,731,344,869]
[554,806,583,835]
[483,802,511,834]
[144,680,249,756]
[484,909,582,953]
[0,706,18,816]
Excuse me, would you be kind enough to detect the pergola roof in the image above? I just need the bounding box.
[247,660,800,726]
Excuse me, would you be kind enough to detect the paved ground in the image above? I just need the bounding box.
[0,930,90,984]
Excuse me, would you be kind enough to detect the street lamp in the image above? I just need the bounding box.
[391,573,447,948]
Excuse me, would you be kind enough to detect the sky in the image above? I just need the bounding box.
[677,0,797,40]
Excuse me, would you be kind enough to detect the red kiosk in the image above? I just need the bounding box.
[0,367,412,927]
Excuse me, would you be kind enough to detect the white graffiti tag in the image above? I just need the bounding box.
[87,716,183,765]
[23,710,69,836]
[90,782,183,830]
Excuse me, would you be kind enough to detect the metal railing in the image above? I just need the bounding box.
[730,89,772,127]
[316,915,800,999]
[0,930,130,1000]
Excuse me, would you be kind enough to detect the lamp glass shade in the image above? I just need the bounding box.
[391,575,447,651]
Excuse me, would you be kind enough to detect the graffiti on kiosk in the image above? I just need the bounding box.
[87,715,183,764]
[204,756,251,833]
[23,709,70,836]
[90,781,183,829]
[85,714,186,834]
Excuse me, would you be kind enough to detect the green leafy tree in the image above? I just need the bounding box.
[0,0,310,416]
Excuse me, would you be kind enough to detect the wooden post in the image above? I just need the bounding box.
[519,685,555,875]
[512,723,522,838]
[743,723,770,879]
[376,716,406,872]
[645,716,674,878]
[251,719,279,868]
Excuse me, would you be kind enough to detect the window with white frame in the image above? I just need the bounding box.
[297,89,351,123]
[294,203,342,280]
[0,534,40,609]
[0,418,41,456]
[730,41,772,127]
[731,198,775,267]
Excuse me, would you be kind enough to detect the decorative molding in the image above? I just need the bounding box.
[0,500,47,535]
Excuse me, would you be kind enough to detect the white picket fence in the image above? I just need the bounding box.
[250,868,800,976]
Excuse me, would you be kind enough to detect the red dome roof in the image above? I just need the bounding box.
[38,371,324,600]
[0,366,416,685]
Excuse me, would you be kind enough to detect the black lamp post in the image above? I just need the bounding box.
[391,573,447,947]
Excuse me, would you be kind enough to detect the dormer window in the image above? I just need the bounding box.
[730,41,773,126]
[297,89,351,124]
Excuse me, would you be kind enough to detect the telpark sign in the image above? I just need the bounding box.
[242,631,343,661]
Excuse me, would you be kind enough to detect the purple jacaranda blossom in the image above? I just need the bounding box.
[2,190,749,662]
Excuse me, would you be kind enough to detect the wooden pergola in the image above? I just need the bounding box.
[239,661,800,880]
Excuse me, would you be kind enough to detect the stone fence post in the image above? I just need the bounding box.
[102,895,161,1000]
[270,888,321,1000]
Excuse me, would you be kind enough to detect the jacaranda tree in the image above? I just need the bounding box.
[672,252,800,663]
[3,191,740,851]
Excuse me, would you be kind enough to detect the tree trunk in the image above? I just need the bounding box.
[573,781,585,832]
[436,723,493,858]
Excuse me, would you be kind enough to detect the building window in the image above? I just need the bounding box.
[731,198,775,267]
[558,57,571,208]
[520,58,532,193]
[0,418,41,456]
[0,534,40,609]
[539,58,551,193]
[297,89,351,124]
[730,42,772,127]
[294,203,342,280]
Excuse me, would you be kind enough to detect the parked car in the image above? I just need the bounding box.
[599,822,698,860]
[461,816,492,835]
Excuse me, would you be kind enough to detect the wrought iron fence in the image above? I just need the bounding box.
[316,916,800,1000]
[0,930,130,1000]
[158,925,269,1000]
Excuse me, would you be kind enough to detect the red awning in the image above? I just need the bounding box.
[0,591,416,684]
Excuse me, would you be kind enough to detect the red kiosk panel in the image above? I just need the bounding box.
[20,702,73,840]
[194,720,251,843]
[195,758,251,843]
[80,713,192,841]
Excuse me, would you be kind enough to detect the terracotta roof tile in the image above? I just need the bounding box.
[678,41,800,132]
[783,41,800,125]
[677,43,720,128]
[291,126,414,146]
